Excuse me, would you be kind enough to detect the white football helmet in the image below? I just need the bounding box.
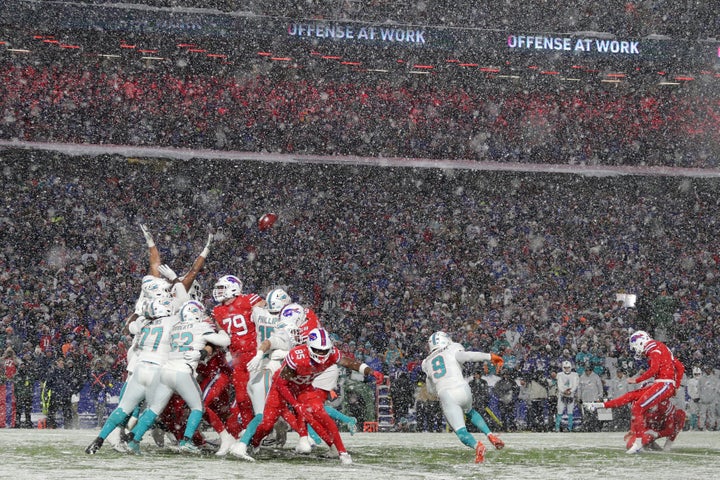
[629,330,651,357]
[562,360,572,372]
[266,288,291,313]
[212,275,243,303]
[187,280,203,302]
[307,327,333,363]
[279,303,307,334]
[428,331,452,352]
[179,300,207,323]
[141,275,171,299]
[144,298,173,319]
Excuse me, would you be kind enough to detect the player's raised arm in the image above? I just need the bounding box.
[140,223,161,277]
[180,231,213,292]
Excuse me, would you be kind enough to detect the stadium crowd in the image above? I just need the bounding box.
[1,150,720,432]
[59,0,719,39]
[1,60,719,168]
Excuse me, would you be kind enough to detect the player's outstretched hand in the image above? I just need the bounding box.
[372,370,384,384]
[490,353,504,369]
[201,231,213,258]
[140,224,155,247]
[247,350,264,372]
[158,264,178,281]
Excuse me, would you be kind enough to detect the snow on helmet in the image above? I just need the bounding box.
[428,331,452,352]
[266,288,291,314]
[144,298,173,319]
[629,330,651,357]
[179,300,207,323]
[212,275,242,303]
[307,327,333,363]
[142,275,171,299]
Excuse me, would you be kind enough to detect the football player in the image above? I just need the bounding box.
[125,301,230,453]
[211,274,266,432]
[421,331,505,463]
[236,327,383,464]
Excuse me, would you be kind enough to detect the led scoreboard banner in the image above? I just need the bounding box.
[1,0,718,70]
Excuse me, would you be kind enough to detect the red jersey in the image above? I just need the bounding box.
[196,349,232,385]
[635,339,678,384]
[213,293,263,354]
[284,344,341,389]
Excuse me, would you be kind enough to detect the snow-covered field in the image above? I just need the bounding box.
[1,428,719,480]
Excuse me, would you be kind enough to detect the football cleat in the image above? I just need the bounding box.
[178,440,201,454]
[475,441,486,463]
[229,441,255,462]
[85,437,104,455]
[295,436,312,454]
[126,440,141,455]
[151,428,166,448]
[626,438,643,454]
[663,439,674,451]
[216,430,236,457]
[324,444,340,459]
[339,452,353,465]
[488,433,504,450]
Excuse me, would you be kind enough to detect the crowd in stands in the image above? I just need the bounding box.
[63,1,719,39]
[1,60,719,168]
[2,3,720,427]
[1,150,720,430]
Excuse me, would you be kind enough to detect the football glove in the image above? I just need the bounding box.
[200,232,213,258]
[490,353,504,369]
[158,264,178,282]
[140,224,155,248]
[247,350,264,372]
[372,370,384,384]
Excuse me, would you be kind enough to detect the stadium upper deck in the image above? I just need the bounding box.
[1,0,719,90]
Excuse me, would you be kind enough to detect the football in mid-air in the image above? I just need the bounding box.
[258,213,278,231]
